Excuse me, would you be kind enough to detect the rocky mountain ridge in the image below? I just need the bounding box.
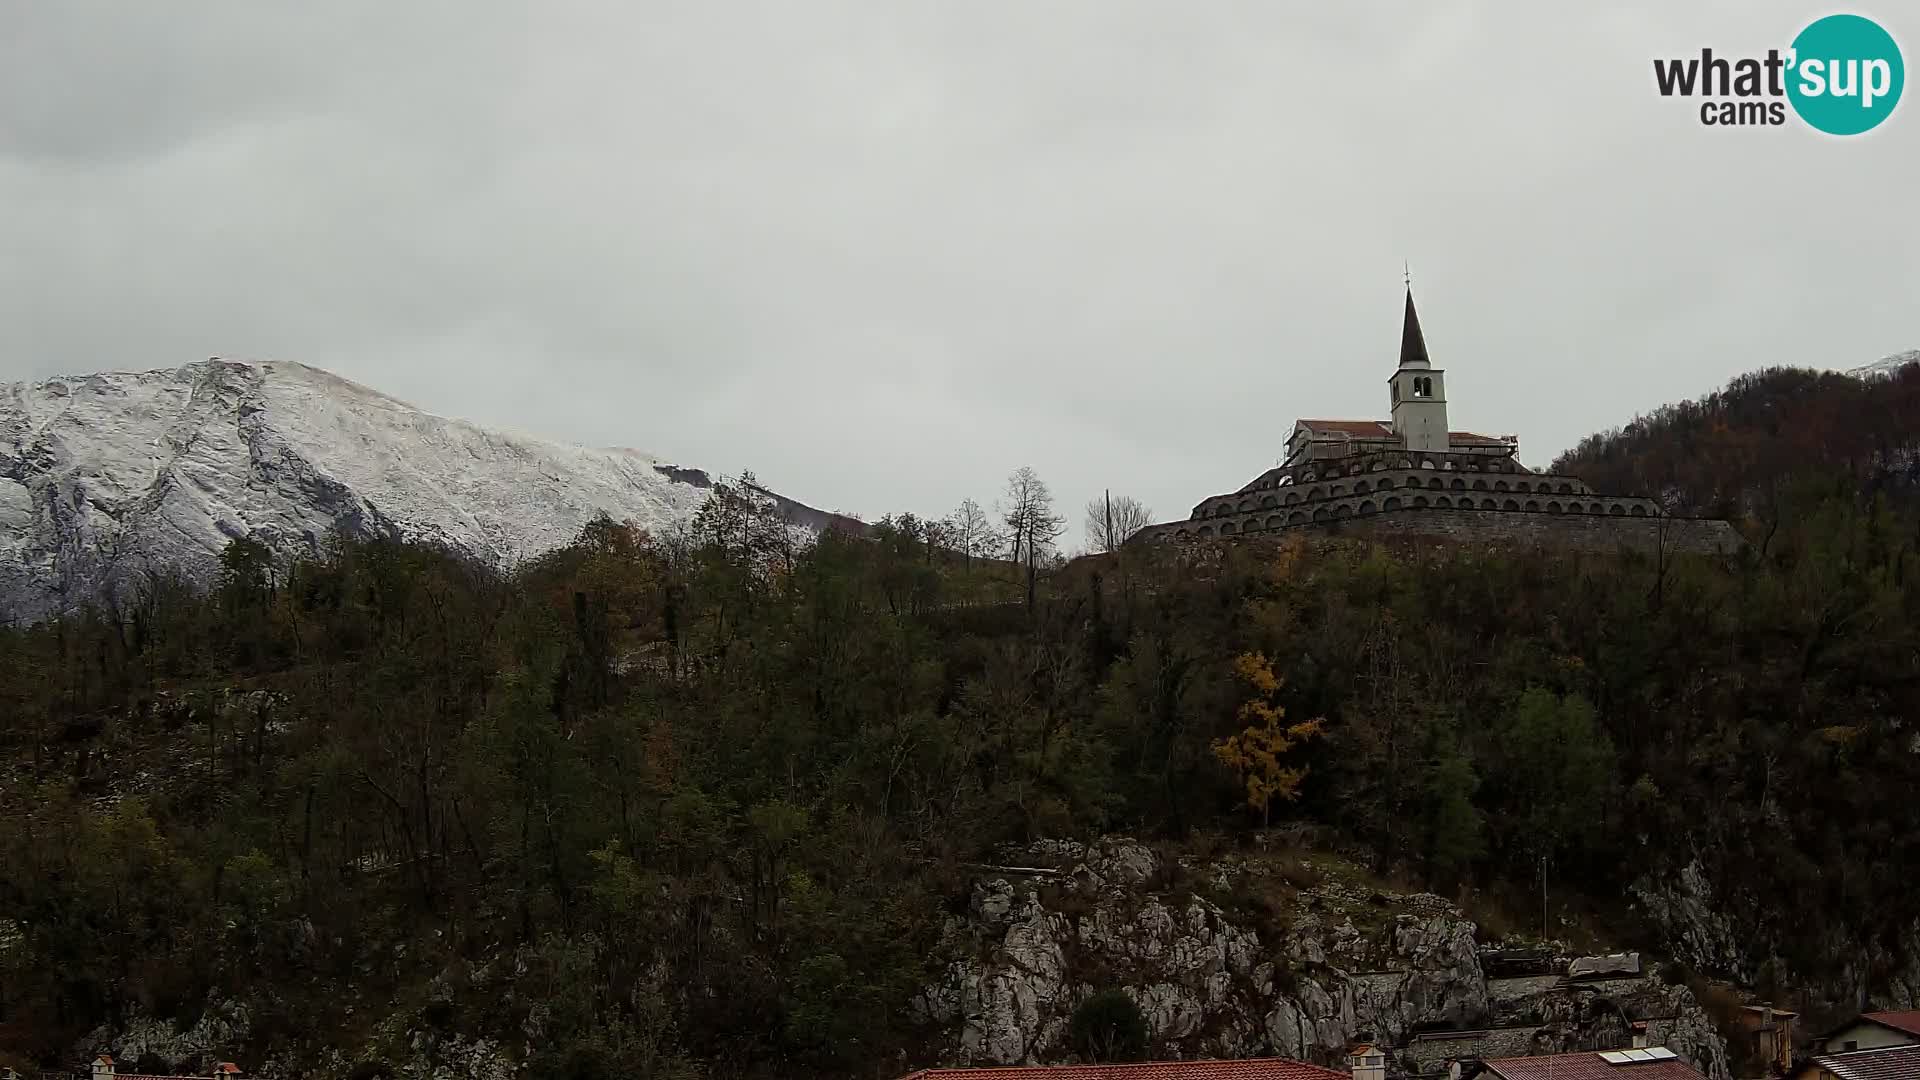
[0,359,846,623]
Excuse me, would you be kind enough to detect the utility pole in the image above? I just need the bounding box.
[1104,489,1113,554]
[1541,853,1550,941]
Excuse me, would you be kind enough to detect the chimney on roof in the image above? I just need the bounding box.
[93,1056,115,1080]
[1351,1040,1386,1080]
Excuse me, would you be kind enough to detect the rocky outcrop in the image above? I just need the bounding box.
[1568,953,1640,980]
[75,981,520,1080]
[919,840,1729,1079]
[83,1000,252,1074]
[1630,861,1750,985]
[1632,858,1920,1014]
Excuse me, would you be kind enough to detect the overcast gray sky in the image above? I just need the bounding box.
[3,1,1915,538]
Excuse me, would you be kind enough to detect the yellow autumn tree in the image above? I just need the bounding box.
[1268,535,1307,581]
[1211,652,1325,826]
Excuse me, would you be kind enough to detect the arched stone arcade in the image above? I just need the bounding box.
[1150,449,1667,545]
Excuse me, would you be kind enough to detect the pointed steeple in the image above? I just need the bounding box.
[1388,283,1448,451]
[1399,286,1431,369]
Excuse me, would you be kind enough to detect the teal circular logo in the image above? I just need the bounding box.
[1787,14,1904,135]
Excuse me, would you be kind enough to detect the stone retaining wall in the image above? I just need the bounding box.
[1404,1028,1551,1073]
[1332,507,1743,555]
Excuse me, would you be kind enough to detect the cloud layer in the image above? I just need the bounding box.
[4,1,1915,537]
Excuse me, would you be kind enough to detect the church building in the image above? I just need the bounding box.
[1284,289,1518,465]
[1127,289,1739,553]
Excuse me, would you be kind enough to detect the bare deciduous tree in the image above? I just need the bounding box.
[1000,467,1064,612]
[1084,491,1153,553]
[946,498,992,575]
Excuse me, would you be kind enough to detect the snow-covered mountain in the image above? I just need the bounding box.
[0,359,852,623]
[1848,349,1920,379]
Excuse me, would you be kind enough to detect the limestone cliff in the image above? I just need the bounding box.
[1632,858,1920,1011]
[916,840,1729,1079]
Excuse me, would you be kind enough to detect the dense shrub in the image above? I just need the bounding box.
[1070,989,1150,1063]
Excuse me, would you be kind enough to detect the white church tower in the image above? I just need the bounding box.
[1388,286,1449,453]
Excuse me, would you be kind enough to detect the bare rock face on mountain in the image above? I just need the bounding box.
[917,840,1729,1080]
[0,359,844,623]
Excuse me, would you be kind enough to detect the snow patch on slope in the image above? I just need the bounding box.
[0,359,759,622]
[1848,349,1920,379]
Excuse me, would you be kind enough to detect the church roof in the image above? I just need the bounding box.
[1297,419,1396,438]
[1294,419,1509,446]
[1401,287,1431,368]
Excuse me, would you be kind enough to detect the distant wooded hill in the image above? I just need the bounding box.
[1553,361,1920,521]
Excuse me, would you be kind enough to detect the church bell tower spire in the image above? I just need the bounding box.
[1400,284,1431,369]
[1388,283,1449,453]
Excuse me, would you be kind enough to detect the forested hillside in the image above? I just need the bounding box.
[2,366,1919,1079]
[1553,362,1920,523]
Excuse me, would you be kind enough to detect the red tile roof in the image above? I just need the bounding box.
[1293,420,1510,448]
[1298,420,1395,438]
[1484,1051,1704,1080]
[897,1059,1348,1080]
[1807,1044,1920,1080]
[91,1064,240,1080]
[1862,1011,1920,1037]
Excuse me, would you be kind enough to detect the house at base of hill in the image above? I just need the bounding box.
[1465,1047,1706,1080]
[1733,1004,1799,1076]
[896,1045,1377,1080]
[1788,1042,1920,1080]
[1812,1012,1920,1055]
[1786,1012,1920,1080]
[0,1056,245,1080]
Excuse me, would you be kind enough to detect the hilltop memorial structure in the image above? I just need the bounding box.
[1127,289,1740,555]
